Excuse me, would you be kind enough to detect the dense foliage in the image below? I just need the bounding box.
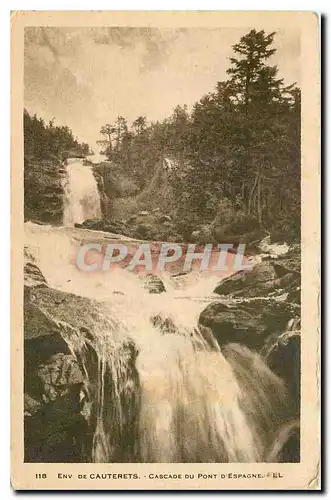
[100,30,300,241]
[24,109,90,159]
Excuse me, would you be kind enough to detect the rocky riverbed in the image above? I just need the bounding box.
[24,221,300,463]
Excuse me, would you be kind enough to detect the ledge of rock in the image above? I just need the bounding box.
[214,258,300,299]
[198,299,296,351]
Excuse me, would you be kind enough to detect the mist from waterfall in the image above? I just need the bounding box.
[25,157,292,463]
[63,159,101,226]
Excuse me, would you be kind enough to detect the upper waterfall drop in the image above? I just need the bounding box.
[63,158,101,226]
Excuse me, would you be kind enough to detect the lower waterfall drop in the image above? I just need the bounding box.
[25,214,292,463]
[63,158,101,226]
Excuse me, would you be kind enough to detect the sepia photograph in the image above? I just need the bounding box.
[11,10,320,490]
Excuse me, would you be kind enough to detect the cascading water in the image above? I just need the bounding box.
[25,158,293,463]
[63,158,101,226]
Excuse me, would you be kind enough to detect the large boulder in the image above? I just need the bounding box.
[23,267,140,463]
[24,284,95,462]
[199,250,301,351]
[198,299,295,351]
[214,258,300,300]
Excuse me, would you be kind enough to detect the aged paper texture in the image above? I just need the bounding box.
[11,10,320,490]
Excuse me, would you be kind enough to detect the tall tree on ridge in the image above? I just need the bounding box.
[225,29,298,225]
[132,116,147,136]
[100,124,116,152]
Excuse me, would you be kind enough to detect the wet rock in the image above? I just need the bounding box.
[273,258,300,276]
[262,318,301,416]
[24,261,48,288]
[214,259,300,300]
[140,274,166,294]
[92,169,112,217]
[80,218,128,235]
[24,283,109,462]
[24,285,119,342]
[214,261,277,296]
[93,162,115,193]
[23,275,142,463]
[80,218,103,230]
[24,341,89,462]
[37,353,84,404]
[198,300,294,351]
[151,315,177,333]
[150,315,218,351]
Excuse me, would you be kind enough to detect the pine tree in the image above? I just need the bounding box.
[224,30,298,225]
[100,124,116,152]
[227,30,279,109]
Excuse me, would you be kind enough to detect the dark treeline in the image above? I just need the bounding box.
[99,29,300,241]
[24,109,90,160]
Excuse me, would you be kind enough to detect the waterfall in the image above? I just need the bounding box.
[25,222,292,463]
[63,158,101,226]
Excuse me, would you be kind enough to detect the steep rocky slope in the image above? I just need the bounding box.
[24,156,66,225]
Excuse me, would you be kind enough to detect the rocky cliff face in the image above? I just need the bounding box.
[24,259,88,461]
[92,167,113,218]
[24,156,67,224]
[92,162,120,218]
[24,253,140,463]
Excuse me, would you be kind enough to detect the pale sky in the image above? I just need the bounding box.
[24,26,300,150]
